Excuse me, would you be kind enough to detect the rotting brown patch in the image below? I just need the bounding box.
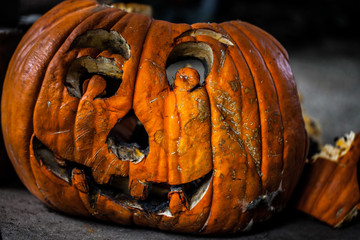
[197,98,210,122]
[228,79,239,92]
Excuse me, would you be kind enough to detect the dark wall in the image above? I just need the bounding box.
[1,0,358,47]
[213,0,359,47]
[120,0,359,48]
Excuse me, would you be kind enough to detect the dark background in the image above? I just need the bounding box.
[1,0,359,48]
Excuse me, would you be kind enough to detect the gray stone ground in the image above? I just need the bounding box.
[1,38,360,239]
[1,184,360,240]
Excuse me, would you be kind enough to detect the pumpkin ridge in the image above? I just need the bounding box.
[209,22,255,231]
[217,23,255,224]
[231,21,284,225]
[122,16,153,112]
[216,22,281,226]
[131,19,168,183]
[232,22,285,192]
[223,22,263,179]
[233,20,306,201]
[233,21,307,211]
[237,25,287,192]
[216,24,263,221]
[228,21,286,198]
[228,24,267,182]
[197,22,261,232]
[210,22,246,147]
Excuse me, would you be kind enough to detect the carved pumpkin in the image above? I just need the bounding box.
[296,132,360,227]
[1,0,308,234]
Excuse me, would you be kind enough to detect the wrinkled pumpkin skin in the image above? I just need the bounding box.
[1,0,308,234]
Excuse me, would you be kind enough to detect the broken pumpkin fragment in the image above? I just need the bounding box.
[296,131,360,227]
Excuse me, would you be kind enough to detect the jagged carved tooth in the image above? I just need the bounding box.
[168,188,189,215]
[129,179,151,200]
[72,168,89,193]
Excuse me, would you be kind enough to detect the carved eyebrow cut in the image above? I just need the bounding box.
[176,28,234,46]
[65,56,123,99]
[70,29,131,60]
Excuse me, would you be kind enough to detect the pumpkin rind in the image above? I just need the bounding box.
[1,0,308,234]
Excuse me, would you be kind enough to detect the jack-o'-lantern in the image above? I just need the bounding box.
[1,0,308,234]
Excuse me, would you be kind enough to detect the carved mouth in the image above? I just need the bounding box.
[32,134,213,216]
[106,168,213,214]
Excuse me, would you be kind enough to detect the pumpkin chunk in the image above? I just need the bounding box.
[296,131,360,227]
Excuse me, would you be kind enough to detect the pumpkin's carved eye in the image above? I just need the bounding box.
[65,29,130,99]
[65,56,123,98]
[165,42,213,89]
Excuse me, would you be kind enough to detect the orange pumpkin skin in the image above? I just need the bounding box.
[1,0,308,234]
[296,132,360,227]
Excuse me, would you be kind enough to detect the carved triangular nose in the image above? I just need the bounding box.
[107,110,149,165]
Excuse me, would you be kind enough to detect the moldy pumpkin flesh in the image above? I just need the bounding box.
[1,0,308,234]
